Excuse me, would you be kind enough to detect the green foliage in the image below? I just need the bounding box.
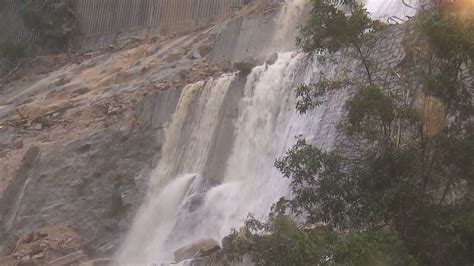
[297,0,377,54]
[224,212,416,266]
[277,83,473,264]
[223,212,335,265]
[346,85,396,140]
[0,40,27,62]
[417,10,474,117]
[404,203,474,265]
[333,230,417,266]
[297,0,382,84]
[274,138,351,227]
[295,0,385,114]
[295,83,323,113]
[417,10,474,63]
[296,79,352,114]
[223,6,474,266]
[275,86,473,265]
[20,0,76,47]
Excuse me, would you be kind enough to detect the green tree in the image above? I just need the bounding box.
[224,4,474,266]
[297,0,381,84]
[222,209,415,266]
[0,40,27,63]
[20,0,77,48]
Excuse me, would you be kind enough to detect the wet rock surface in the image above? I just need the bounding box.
[173,238,221,263]
[0,25,223,258]
[0,125,160,257]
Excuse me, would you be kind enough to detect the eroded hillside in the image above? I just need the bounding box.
[0,1,281,263]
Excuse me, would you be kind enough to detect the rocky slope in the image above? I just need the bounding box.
[0,1,283,259]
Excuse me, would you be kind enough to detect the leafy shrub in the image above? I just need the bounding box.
[20,0,77,47]
[223,2,474,266]
[0,40,27,62]
[223,212,416,266]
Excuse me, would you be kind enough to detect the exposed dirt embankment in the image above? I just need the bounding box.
[0,23,234,258]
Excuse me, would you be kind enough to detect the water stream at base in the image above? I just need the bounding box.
[117,0,419,263]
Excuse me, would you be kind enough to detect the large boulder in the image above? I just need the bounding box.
[173,238,221,263]
[233,59,260,75]
[80,258,115,266]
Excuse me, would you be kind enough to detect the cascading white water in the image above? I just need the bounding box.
[188,52,349,242]
[117,0,419,264]
[117,75,236,263]
[151,76,236,188]
[272,0,307,52]
[365,0,419,22]
[119,50,349,264]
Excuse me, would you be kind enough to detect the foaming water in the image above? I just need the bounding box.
[150,76,236,189]
[118,51,349,263]
[272,0,307,51]
[117,75,236,263]
[117,0,414,263]
[118,174,196,263]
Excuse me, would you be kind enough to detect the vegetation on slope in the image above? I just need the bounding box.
[20,0,77,48]
[0,40,27,63]
[222,1,474,265]
[1,0,77,67]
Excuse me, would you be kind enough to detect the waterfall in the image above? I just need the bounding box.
[118,51,349,263]
[150,76,236,189]
[117,75,236,263]
[365,0,419,22]
[117,0,417,264]
[272,0,307,52]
